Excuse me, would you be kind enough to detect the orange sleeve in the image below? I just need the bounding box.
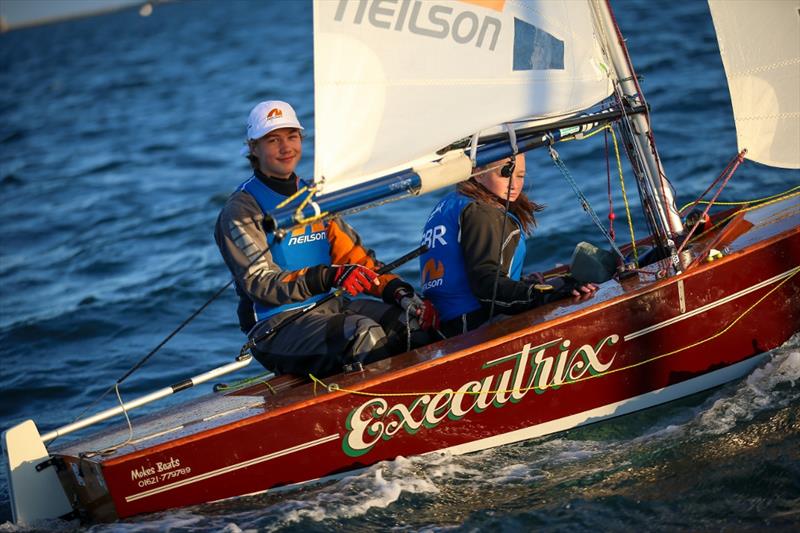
[327,219,399,298]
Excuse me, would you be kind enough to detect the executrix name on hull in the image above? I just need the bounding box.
[50,204,799,522]
[342,333,620,457]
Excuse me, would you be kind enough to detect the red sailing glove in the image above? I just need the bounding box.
[332,264,379,296]
[394,287,440,331]
[414,298,440,331]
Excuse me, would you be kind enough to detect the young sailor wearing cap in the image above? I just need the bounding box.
[215,101,439,377]
[419,153,597,337]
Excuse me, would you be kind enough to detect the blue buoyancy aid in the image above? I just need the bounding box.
[239,176,330,321]
[419,192,526,322]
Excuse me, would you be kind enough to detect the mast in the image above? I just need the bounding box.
[590,0,685,267]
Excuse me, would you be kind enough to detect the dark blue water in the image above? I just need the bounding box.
[1,0,798,531]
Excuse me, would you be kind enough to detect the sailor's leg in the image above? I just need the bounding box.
[249,298,391,377]
[343,299,429,360]
[338,304,391,366]
[249,299,341,376]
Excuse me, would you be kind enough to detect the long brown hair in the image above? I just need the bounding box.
[457,178,544,235]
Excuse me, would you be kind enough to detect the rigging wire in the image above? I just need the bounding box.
[612,85,665,249]
[602,1,680,237]
[675,149,745,258]
[557,123,639,264]
[546,140,626,262]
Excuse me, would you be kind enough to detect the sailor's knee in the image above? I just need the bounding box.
[349,319,387,355]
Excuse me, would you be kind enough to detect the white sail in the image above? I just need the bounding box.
[312,0,613,192]
[708,0,800,169]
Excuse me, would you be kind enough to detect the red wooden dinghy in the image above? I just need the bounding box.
[4,0,799,525]
[9,196,797,523]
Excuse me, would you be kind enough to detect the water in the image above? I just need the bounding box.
[1,0,798,530]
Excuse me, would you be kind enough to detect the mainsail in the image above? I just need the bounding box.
[313,0,613,193]
[708,0,800,169]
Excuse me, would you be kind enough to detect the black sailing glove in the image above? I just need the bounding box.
[528,276,581,306]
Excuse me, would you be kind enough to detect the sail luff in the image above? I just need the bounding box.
[589,0,684,243]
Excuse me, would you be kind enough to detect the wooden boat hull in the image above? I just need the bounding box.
[49,197,800,522]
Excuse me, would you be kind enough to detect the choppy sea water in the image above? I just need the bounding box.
[0,0,798,531]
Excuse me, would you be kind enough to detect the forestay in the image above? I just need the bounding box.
[708,0,800,169]
[313,0,613,193]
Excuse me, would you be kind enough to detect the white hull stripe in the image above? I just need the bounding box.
[624,267,797,341]
[124,433,340,503]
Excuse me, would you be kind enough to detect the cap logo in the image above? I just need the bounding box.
[267,108,283,120]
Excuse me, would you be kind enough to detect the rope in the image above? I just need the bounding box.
[276,183,331,227]
[675,150,744,258]
[275,185,308,209]
[610,84,669,248]
[212,371,276,393]
[608,125,638,264]
[605,128,616,242]
[295,210,330,226]
[405,304,415,352]
[70,274,243,429]
[292,185,330,226]
[66,212,278,434]
[80,383,135,458]
[688,189,800,247]
[678,184,800,213]
[488,129,518,321]
[562,124,638,264]
[547,141,626,262]
[295,185,318,212]
[488,162,514,320]
[309,265,799,398]
[677,156,738,217]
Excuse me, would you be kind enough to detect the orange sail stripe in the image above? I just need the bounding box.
[457,0,506,12]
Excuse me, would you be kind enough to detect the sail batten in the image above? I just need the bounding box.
[313,0,613,192]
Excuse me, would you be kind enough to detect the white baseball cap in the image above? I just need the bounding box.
[246,100,304,140]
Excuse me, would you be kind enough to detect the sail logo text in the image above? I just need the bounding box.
[288,231,325,245]
[343,334,619,457]
[334,0,501,51]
